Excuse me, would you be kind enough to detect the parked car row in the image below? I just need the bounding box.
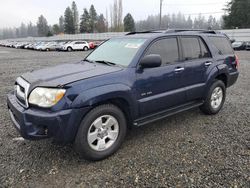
[232,41,250,51]
[0,40,102,51]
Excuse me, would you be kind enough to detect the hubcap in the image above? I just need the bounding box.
[87,115,119,151]
[210,87,223,109]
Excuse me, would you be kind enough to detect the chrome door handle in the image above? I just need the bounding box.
[205,62,212,66]
[175,67,185,72]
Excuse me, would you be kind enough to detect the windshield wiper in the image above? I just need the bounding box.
[83,58,95,64]
[95,60,117,66]
[83,59,124,67]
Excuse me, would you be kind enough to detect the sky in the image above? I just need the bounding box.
[0,0,229,28]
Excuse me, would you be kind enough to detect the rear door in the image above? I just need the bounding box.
[74,42,81,50]
[136,37,187,116]
[180,36,213,101]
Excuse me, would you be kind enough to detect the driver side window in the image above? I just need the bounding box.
[145,38,180,66]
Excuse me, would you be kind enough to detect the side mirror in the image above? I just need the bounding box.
[140,54,162,68]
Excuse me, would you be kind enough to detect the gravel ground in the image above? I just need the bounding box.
[0,47,249,187]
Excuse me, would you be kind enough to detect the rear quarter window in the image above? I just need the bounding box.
[209,36,234,55]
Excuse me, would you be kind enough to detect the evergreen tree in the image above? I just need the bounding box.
[64,7,74,34]
[89,5,97,32]
[59,16,64,33]
[123,13,135,32]
[223,0,250,29]
[71,1,79,33]
[96,14,106,33]
[80,8,91,33]
[186,16,193,29]
[20,23,27,37]
[52,24,60,34]
[37,15,49,37]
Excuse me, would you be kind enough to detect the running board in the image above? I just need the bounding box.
[133,101,204,127]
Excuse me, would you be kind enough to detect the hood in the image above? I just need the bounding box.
[232,42,243,48]
[21,61,123,88]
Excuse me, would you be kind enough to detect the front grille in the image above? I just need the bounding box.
[15,77,30,108]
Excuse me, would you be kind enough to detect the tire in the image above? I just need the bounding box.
[67,47,73,52]
[83,46,88,51]
[46,48,49,51]
[200,80,226,115]
[74,104,127,161]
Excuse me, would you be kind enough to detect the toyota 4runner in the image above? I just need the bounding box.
[7,30,239,160]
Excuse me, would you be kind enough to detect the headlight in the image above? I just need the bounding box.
[28,87,66,107]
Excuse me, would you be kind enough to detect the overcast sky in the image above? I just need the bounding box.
[0,0,229,28]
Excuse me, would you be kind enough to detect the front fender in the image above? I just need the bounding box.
[71,84,138,117]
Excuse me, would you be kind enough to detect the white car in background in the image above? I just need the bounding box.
[62,41,89,51]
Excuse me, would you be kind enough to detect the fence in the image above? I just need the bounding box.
[1,29,250,42]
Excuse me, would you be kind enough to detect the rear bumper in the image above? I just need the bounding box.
[7,92,90,144]
[227,71,239,87]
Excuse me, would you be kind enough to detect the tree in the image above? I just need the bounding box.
[64,7,74,34]
[20,23,27,37]
[27,22,37,37]
[52,24,60,34]
[37,15,49,37]
[186,16,193,29]
[47,30,53,37]
[59,16,64,33]
[135,13,222,31]
[80,8,91,33]
[123,13,135,32]
[110,0,123,31]
[118,0,123,30]
[223,0,250,29]
[71,1,79,33]
[96,14,106,33]
[89,5,97,32]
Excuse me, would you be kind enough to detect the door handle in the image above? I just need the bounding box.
[205,62,212,66]
[174,67,185,72]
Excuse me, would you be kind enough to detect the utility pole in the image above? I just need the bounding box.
[159,0,163,29]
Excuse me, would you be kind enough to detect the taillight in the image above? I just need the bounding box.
[235,55,239,69]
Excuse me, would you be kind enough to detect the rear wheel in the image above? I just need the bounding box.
[74,104,127,161]
[200,80,226,115]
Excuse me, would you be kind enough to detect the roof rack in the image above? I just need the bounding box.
[126,30,165,35]
[164,29,218,34]
[126,29,219,35]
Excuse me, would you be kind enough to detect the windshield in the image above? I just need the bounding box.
[86,38,146,67]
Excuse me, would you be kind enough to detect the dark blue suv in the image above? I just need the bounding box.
[7,30,239,160]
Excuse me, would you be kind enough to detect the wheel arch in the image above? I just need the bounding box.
[215,73,228,87]
[71,84,138,125]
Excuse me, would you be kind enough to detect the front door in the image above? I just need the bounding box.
[136,37,187,116]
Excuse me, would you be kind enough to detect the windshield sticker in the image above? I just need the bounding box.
[125,43,142,49]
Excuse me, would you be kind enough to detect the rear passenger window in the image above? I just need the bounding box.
[209,36,234,55]
[145,38,179,65]
[181,37,211,60]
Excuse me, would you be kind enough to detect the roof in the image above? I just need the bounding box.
[122,29,226,39]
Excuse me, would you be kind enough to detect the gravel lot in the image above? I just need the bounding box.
[0,47,249,187]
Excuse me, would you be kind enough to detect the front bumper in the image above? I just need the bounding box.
[7,92,90,144]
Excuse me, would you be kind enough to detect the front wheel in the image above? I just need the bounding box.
[83,46,88,51]
[74,104,127,161]
[200,80,226,115]
[67,47,73,52]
